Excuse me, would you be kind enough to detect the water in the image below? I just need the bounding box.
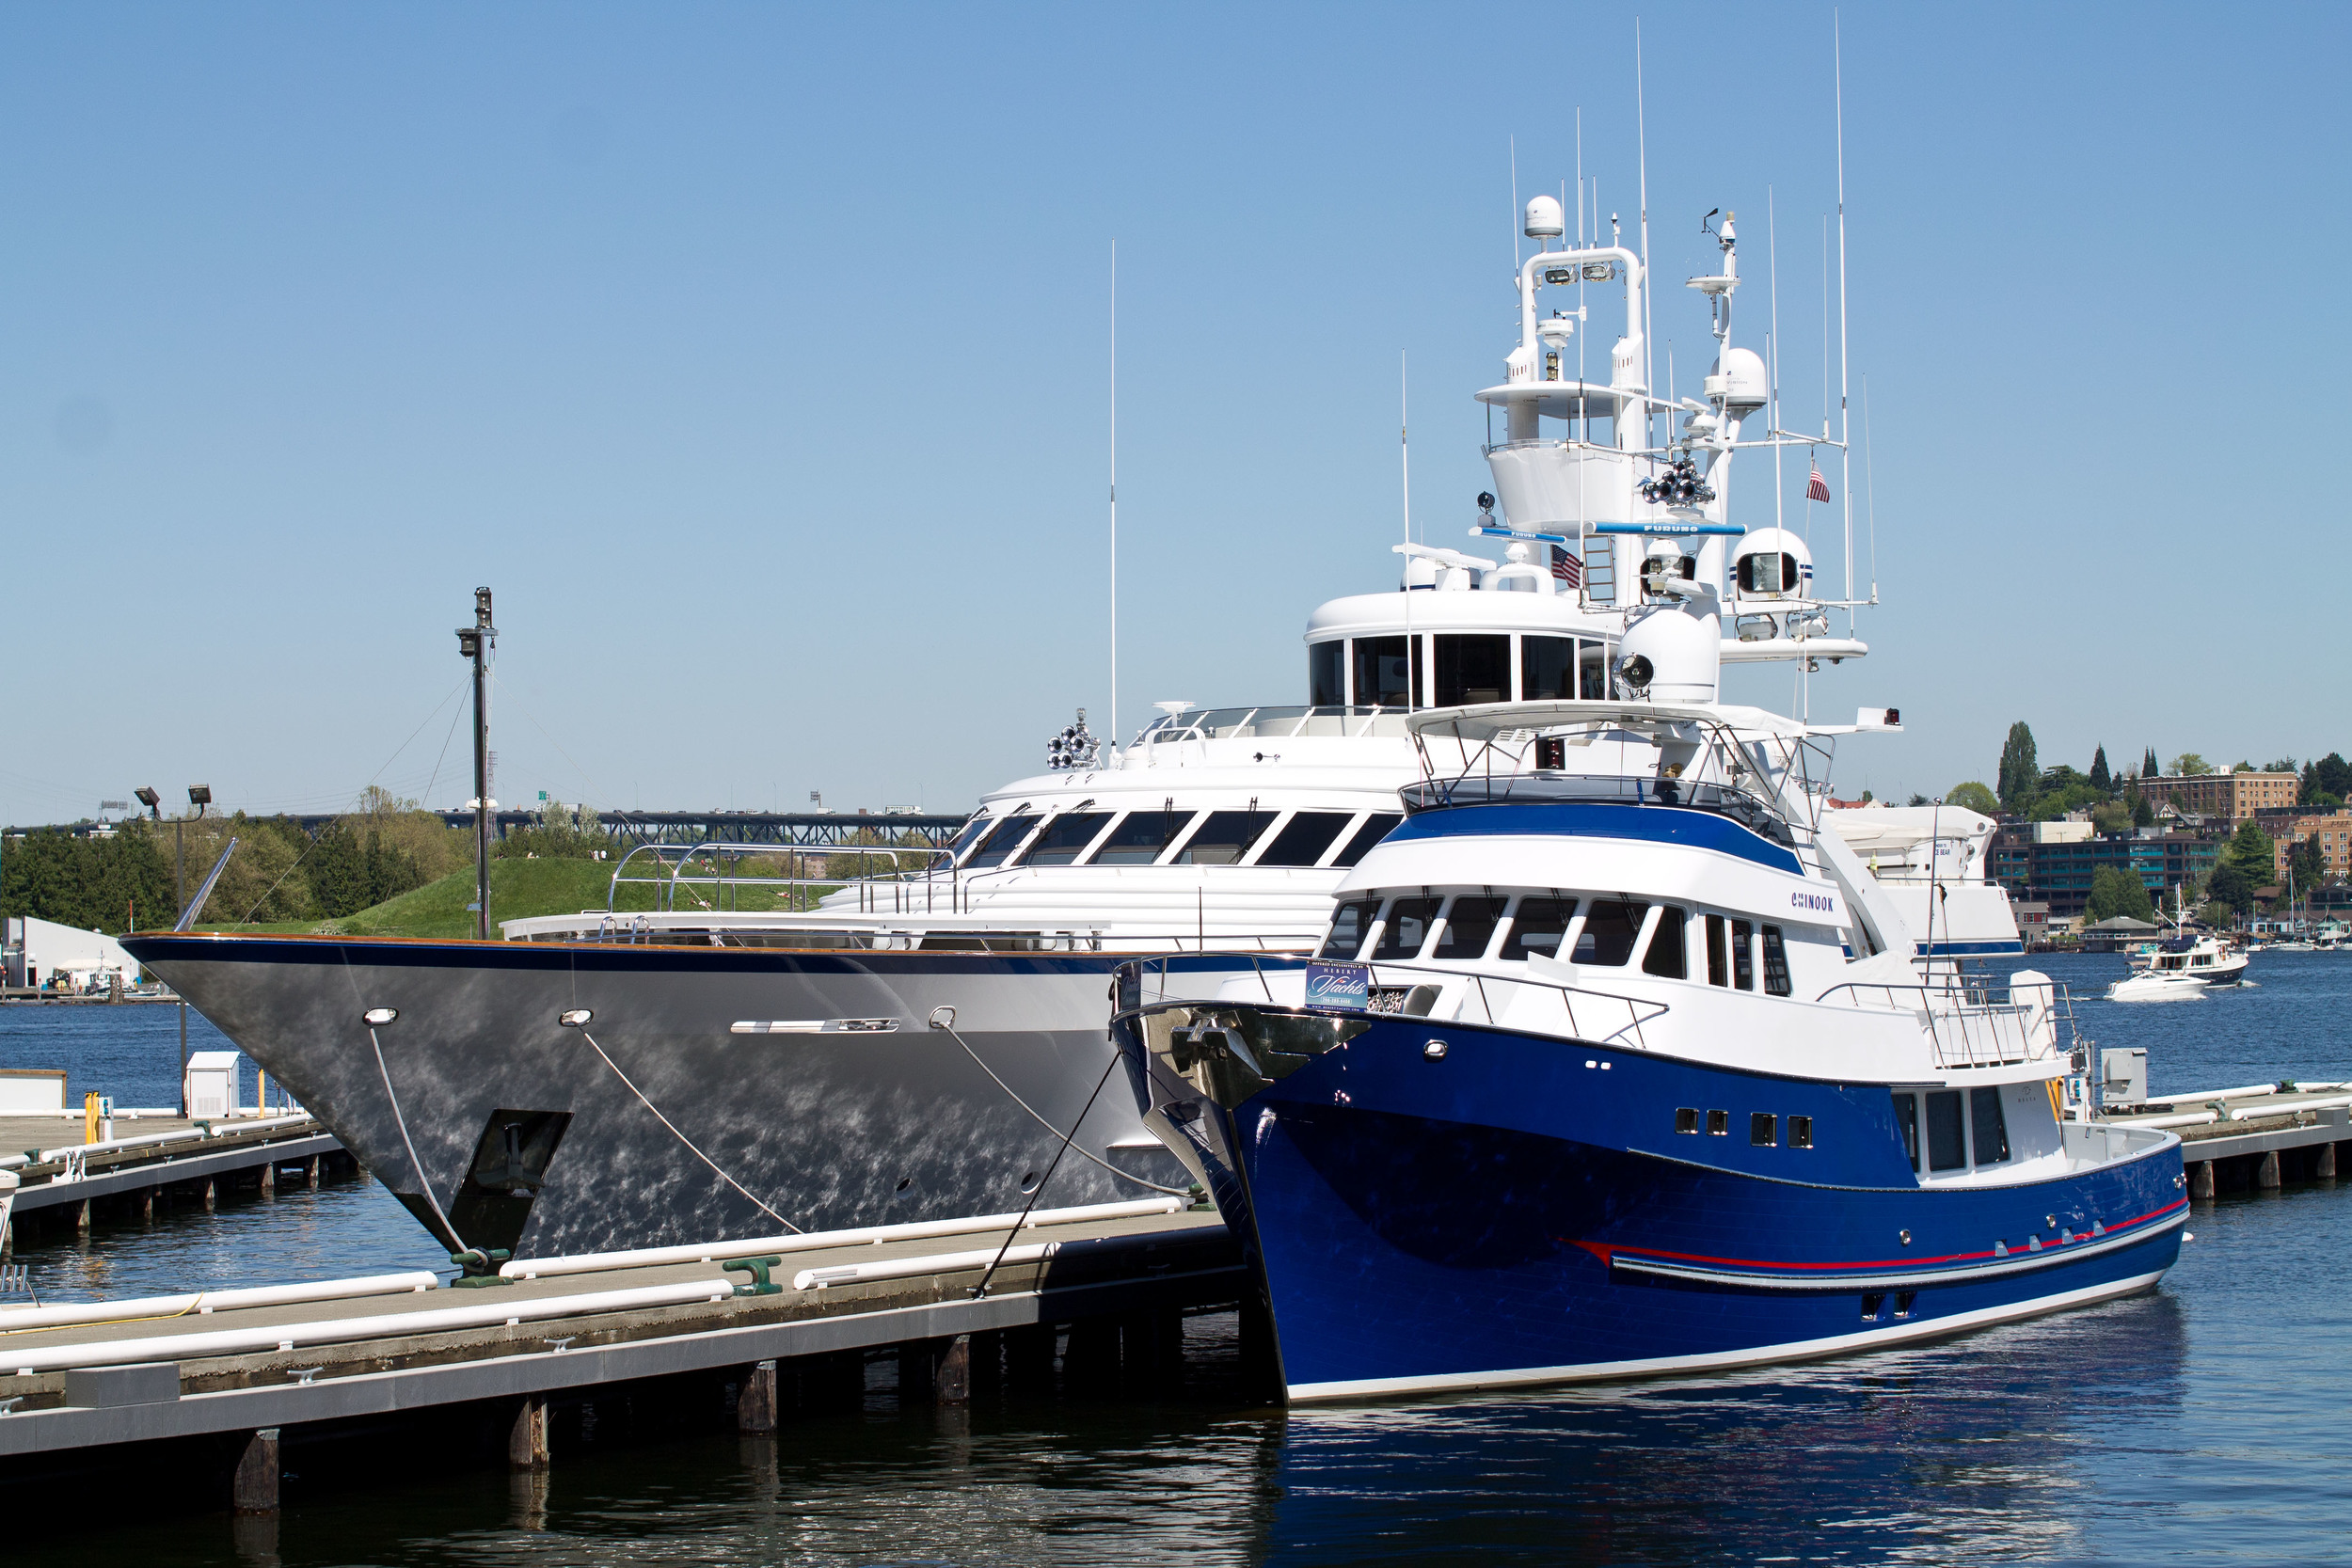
[10,953,2352,1564]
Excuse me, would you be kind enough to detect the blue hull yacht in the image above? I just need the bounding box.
[1111,191,2184,1402]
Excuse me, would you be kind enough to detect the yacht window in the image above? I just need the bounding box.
[1434,895,1506,959]
[1353,636,1417,709]
[1732,919,1756,990]
[1087,811,1192,866]
[1969,1086,2010,1165]
[1575,900,1648,966]
[1171,810,1273,865]
[1892,1092,1920,1171]
[1256,811,1353,867]
[1371,896,1439,960]
[1521,636,1577,702]
[1788,1115,1814,1149]
[1925,1090,1967,1172]
[1320,900,1379,959]
[1013,813,1113,867]
[1760,925,1792,996]
[1331,813,1404,867]
[1434,635,1510,707]
[1310,641,1346,707]
[1579,643,1608,699]
[1499,896,1576,961]
[1643,906,1688,978]
[963,814,1041,869]
[946,815,994,862]
[1751,1113,1777,1147]
[1705,914,1730,987]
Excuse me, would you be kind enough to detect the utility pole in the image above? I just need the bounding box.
[456,588,496,940]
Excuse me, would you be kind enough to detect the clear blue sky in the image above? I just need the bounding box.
[6,3,2347,825]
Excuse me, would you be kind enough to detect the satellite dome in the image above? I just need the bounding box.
[1524,195,1566,240]
[1709,347,1768,414]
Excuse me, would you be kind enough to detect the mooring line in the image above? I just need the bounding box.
[927,1008,1185,1196]
[969,1049,1126,1300]
[366,1024,469,1257]
[578,1028,803,1233]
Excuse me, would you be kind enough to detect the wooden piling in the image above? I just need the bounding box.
[74,1199,90,1237]
[2189,1161,2216,1199]
[2259,1149,2282,1189]
[737,1360,778,1433]
[934,1335,972,1405]
[260,1161,275,1195]
[307,1155,321,1190]
[2319,1143,2338,1180]
[509,1396,549,1469]
[231,1428,280,1513]
[202,1179,216,1212]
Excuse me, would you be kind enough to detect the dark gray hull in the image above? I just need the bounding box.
[122,933,1183,1258]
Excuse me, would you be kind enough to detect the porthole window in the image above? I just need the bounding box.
[1706,1109,1729,1136]
[1788,1115,1814,1149]
[1674,1107,1700,1134]
[1751,1113,1778,1147]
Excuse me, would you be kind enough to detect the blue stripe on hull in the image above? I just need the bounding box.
[1163,1017,2185,1400]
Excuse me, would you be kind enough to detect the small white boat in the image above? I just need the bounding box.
[2107,969,2209,1003]
[2125,933,2249,987]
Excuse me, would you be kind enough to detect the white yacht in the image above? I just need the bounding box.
[125,192,2024,1263]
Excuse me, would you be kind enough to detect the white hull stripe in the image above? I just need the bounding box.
[1605,1208,2185,1293]
[1284,1269,2169,1402]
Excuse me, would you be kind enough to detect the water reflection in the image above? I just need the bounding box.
[1264,1291,2189,1565]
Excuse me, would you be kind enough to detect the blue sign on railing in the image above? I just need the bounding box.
[1303,961,1370,1011]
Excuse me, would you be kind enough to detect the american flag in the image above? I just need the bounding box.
[1806,463,1832,504]
[1550,544,1581,587]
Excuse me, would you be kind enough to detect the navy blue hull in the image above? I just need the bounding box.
[1132,1012,2185,1400]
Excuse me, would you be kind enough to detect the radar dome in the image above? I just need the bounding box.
[1709,348,1767,414]
[1615,603,1720,704]
[1524,195,1565,240]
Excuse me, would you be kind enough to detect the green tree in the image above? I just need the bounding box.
[2129,790,2155,828]
[2086,865,2154,923]
[2314,752,2352,800]
[1996,722,2039,810]
[0,829,177,933]
[2171,752,2211,777]
[2288,839,2325,892]
[2142,747,2159,778]
[2090,800,2132,833]
[2207,862,2254,914]
[2089,745,2111,793]
[2225,817,2276,882]
[1947,781,2000,816]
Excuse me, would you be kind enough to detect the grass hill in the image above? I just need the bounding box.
[203,856,835,939]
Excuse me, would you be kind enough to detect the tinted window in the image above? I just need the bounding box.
[964,814,1041,869]
[946,815,993,861]
[1644,906,1688,978]
[1761,925,1792,996]
[1521,636,1576,701]
[1751,1113,1776,1147]
[1500,896,1575,961]
[1732,919,1755,990]
[1352,636,1413,708]
[1925,1090,1967,1172]
[1330,814,1404,867]
[1171,810,1272,865]
[1575,900,1648,966]
[1014,813,1112,866]
[1970,1086,2010,1165]
[1087,811,1191,866]
[1705,914,1729,987]
[1256,811,1353,867]
[1580,644,1608,698]
[1434,895,1506,959]
[1320,899,1379,959]
[1434,634,1510,706]
[1892,1091,1919,1171]
[1310,641,1345,706]
[1371,896,1438,960]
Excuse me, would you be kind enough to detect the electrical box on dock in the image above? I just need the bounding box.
[2101,1049,2148,1107]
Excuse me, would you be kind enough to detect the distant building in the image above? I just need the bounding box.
[1990,828,2220,918]
[2272,810,2352,882]
[2134,771,2299,822]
